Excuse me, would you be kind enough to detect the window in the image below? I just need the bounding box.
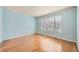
[41,15,62,33]
[41,16,54,31]
[55,15,62,33]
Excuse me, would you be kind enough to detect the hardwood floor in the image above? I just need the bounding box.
[0,42,3,52]
[0,34,78,52]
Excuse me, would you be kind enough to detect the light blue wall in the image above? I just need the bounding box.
[3,8,36,40]
[77,6,79,48]
[0,7,2,42]
[1,7,77,42]
[36,7,76,42]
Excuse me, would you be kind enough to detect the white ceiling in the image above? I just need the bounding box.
[5,6,72,17]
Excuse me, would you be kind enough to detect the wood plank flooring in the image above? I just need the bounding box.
[0,42,3,52]
[0,34,78,52]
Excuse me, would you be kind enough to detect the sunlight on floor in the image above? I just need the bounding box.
[40,37,62,52]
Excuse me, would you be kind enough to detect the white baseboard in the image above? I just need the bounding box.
[3,33,35,41]
[3,32,76,43]
[37,32,76,43]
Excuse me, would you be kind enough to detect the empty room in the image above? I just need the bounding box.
[0,6,79,52]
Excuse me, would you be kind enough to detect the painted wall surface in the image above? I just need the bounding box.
[36,7,76,42]
[0,7,2,42]
[3,8,36,40]
[77,6,79,48]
